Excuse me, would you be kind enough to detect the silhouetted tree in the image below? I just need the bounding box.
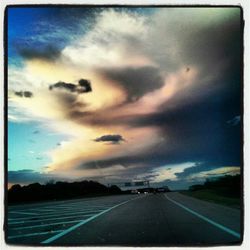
[8,180,122,204]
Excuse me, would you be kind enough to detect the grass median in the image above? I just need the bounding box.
[181,189,241,209]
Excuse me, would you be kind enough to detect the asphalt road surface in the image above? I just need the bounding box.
[6,192,242,246]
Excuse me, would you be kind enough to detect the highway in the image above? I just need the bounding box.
[6,192,242,246]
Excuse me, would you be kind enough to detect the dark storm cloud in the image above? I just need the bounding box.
[24,91,33,97]
[75,60,241,175]
[78,73,241,173]
[175,163,215,179]
[19,45,61,61]
[136,89,240,166]
[100,66,164,101]
[78,79,92,92]
[94,134,125,144]
[8,169,55,185]
[78,151,163,170]
[14,91,33,98]
[49,79,92,94]
[183,12,241,74]
[14,91,23,97]
[147,9,241,79]
[49,82,76,92]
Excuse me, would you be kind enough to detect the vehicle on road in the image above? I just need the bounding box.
[131,189,140,194]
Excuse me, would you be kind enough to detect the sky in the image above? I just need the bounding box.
[7,6,242,190]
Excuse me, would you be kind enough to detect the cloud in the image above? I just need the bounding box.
[49,79,92,94]
[193,166,240,178]
[78,79,92,92]
[144,8,241,75]
[8,169,56,185]
[62,9,149,68]
[175,163,216,179]
[181,166,241,182]
[227,115,241,126]
[94,134,125,144]
[14,91,33,98]
[23,91,33,98]
[166,162,241,184]
[99,66,164,101]
[19,45,61,61]
[8,8,241,188]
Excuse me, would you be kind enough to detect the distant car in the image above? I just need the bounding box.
[144,191,148,194]
[131,189,140,194]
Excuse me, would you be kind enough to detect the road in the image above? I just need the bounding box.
[6,192,242,246]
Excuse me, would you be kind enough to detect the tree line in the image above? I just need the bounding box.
[189,174,241,197]
[8,180,121,203]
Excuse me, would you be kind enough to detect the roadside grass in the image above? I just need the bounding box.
[181,189,241,209]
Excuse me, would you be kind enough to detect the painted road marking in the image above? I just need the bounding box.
[28,208,57,212]
[9,205,113,218]
[8,230,64,239]
[8,209,105,222]
[50,204,112,210]
[42,195,144,244]
[164,194,241,239]
[12,220,84,230]
[53,205,111,209]
[8,213,97,225]
[9,211,38,215]
[54,203,111,206]
[45,207,110,211]
[8,196,120,210]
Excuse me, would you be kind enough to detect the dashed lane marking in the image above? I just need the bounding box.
[8,213,97,225]
[8,209,105,222]
[11,220,84,230]
[42,195,144,244]
[8,230,64,239]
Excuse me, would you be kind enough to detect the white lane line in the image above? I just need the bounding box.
[42,195,144,244]
[8,213,97,225]
[51,206,110,210]
[8,195,129,211]
[8,230,64,239]
[12,220,84,230]
[9,211,38,215]
[11,204,113,215]
[52,203,113,208]
[54,205,111,209]
[164,194,241,239]
[28,208,57,212]
[8,197,102,210]
[27,207,108,215]
[8,209,105,222]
